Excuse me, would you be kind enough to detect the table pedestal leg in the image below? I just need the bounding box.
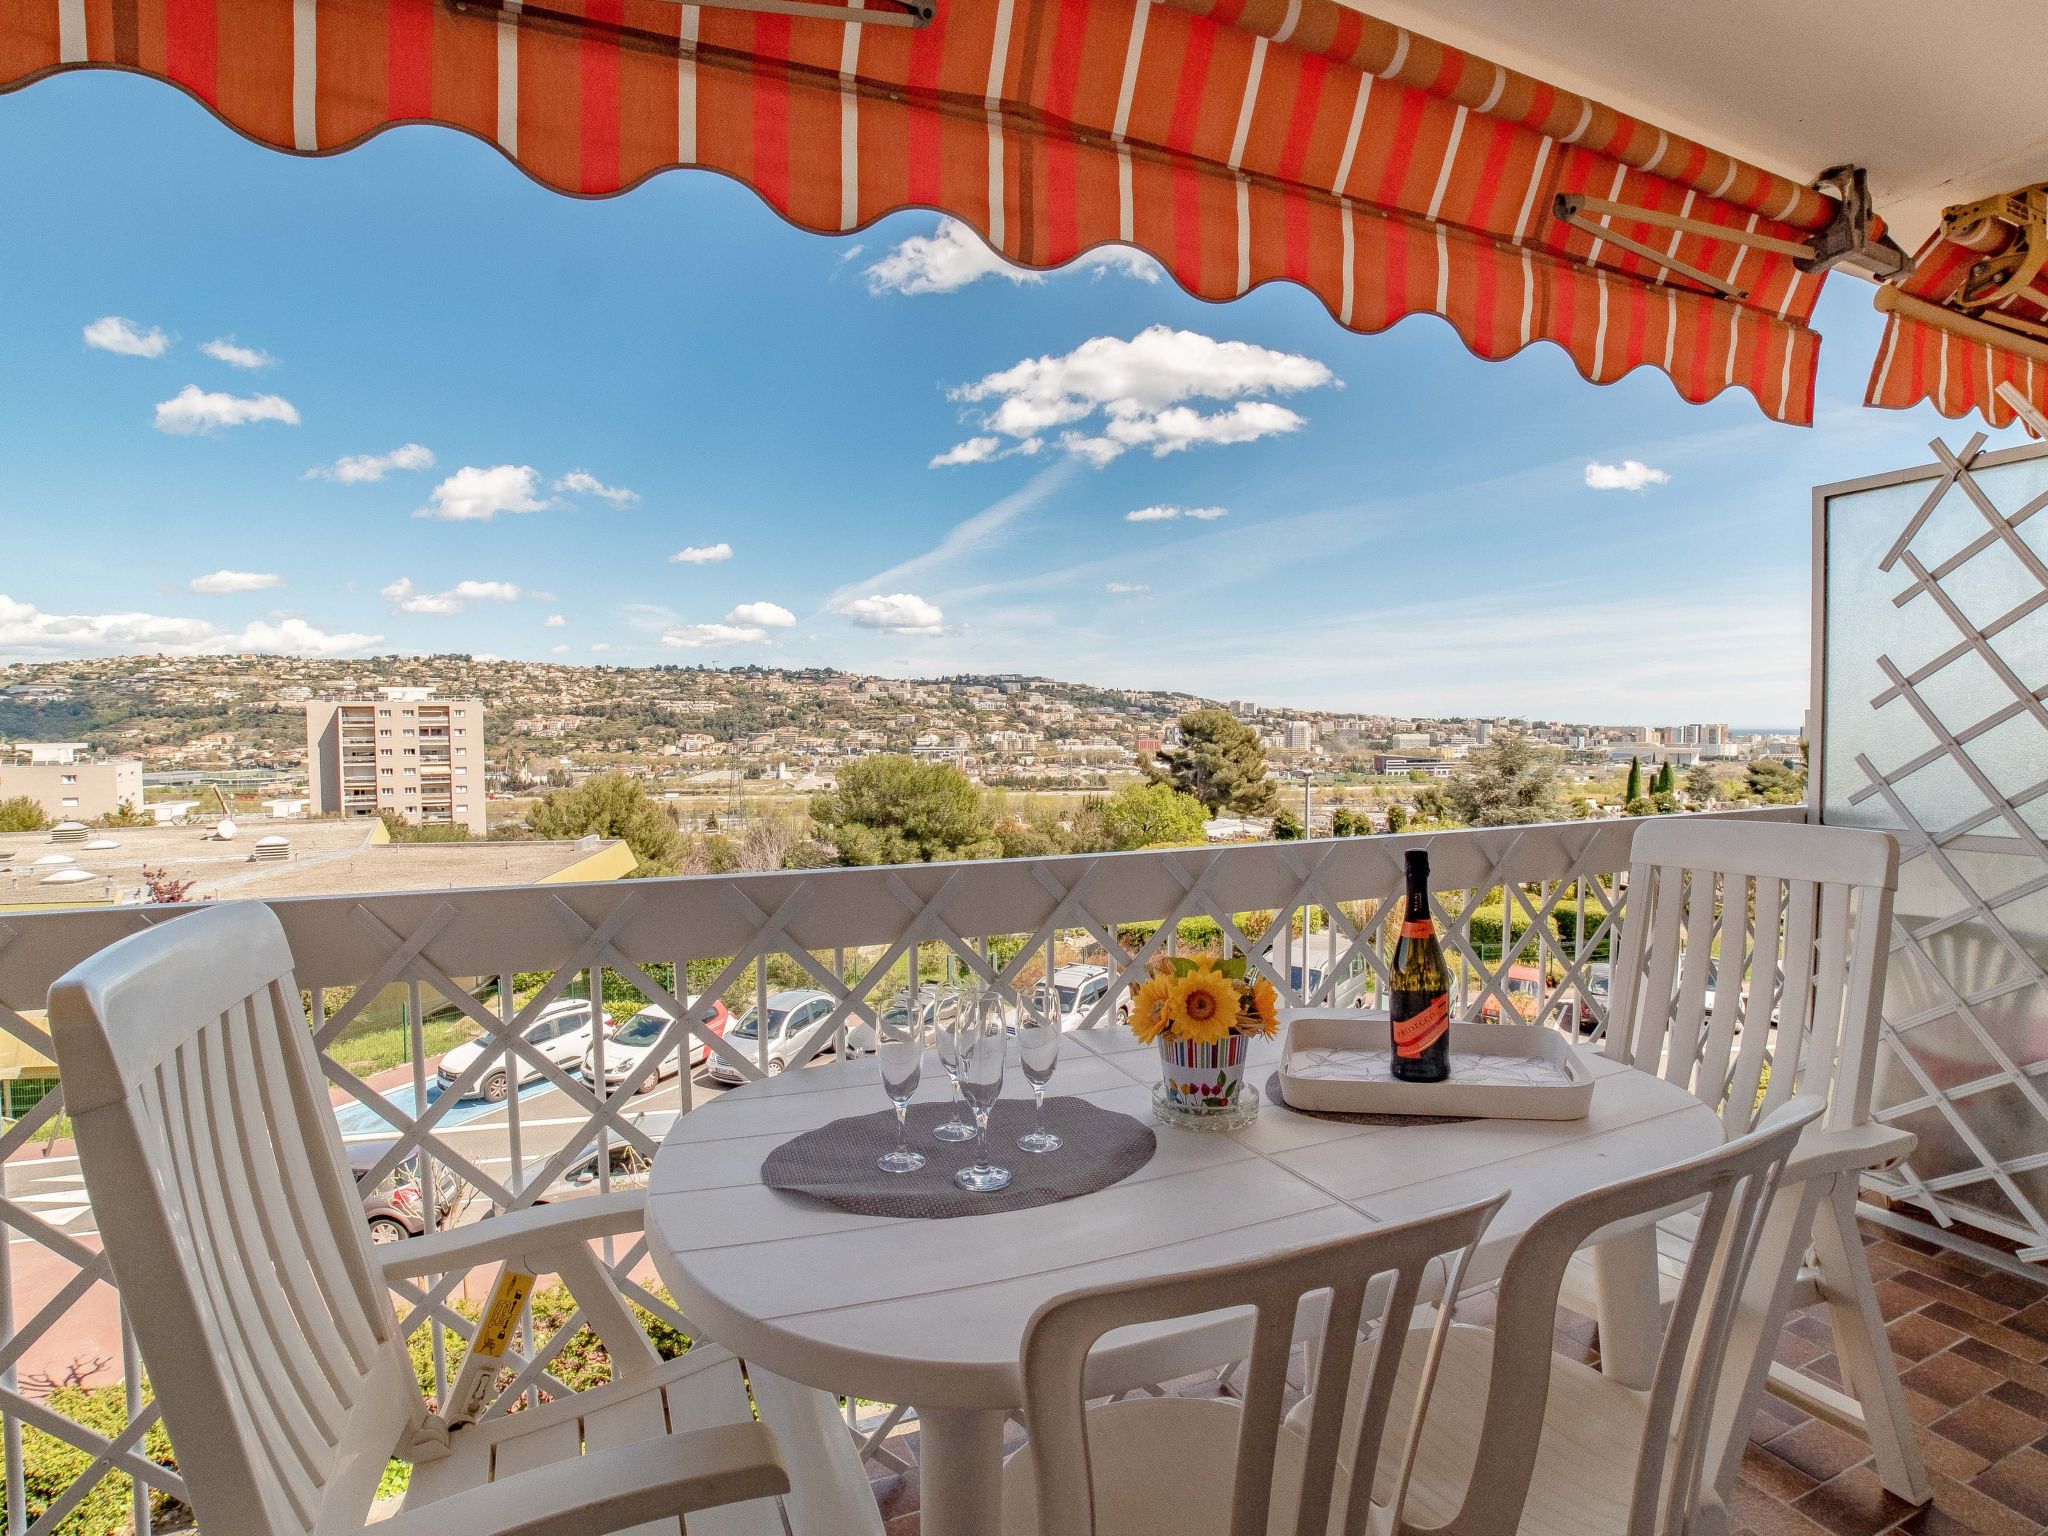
[1593,1226,1664,1389]
[916,1406,1008,1536]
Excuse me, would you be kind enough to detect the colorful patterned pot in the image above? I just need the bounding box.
[1157,1033,1249,1114]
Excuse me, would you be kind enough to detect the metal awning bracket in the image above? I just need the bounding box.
[1801,166,1913,281]
[1942,184,2048,311]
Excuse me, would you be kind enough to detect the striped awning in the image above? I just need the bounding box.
[1,0,1838,423]
[1865,202,2048,431]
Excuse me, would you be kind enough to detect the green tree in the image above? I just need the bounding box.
[1442,733,1566,828]
[809,755,999,865]
[1651,760,1676,796]
[378,810,473,844]
[1684,764,1719,805]
[96,801,153,828]
[1385,803,1409,834]
[0,796,46,833]
[528,773,685,874]
[1625,796,1656,817]
[1099,781,1208,850]
[1147,709,1279,817]
[1329,807,1365,836]
[1271,808,1304,840]
[1623,756,1643,805]
[1747,758,1806,805]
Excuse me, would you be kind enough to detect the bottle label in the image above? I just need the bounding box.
[1399,918,1433,939]
[1392,994,1448,1056]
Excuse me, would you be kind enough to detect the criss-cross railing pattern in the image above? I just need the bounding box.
[1837,434,2048,1261]
[0,812,1794,1532]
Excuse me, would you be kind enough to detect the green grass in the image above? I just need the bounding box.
[328,1014,482,1079]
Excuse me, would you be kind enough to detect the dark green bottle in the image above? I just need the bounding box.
[1389,849,1450,1083]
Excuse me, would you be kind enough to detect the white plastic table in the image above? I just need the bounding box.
[649,1026,1722,1536]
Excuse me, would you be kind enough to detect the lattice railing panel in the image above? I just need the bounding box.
[0,812,1793,1529]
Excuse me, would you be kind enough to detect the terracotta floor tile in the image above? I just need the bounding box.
[1989,1381,2048,1421]
[1905,1387,1955,1428]
[1754,1390,1816,1441]
[1743,1442,1822,1502]
[1930,1395,2048,1463]
[1730,1478,1838,1536]
[883,1512,922,1535]
[1779,1331,1832,1369]
[1914,1426,1991,1483]
[2005,1302,2048,1348]
[1792,1465,1919,1536]
[1768,1419,1877,1485]
[1895,1270,2026,1324]
[1902,1348,2006,1408]
[1919,1304,2048,1365]
[1890,1312,1970,1363]
[870,1471,919,1523]
[1969,1272,2048,1312]
[1970,1447,2048,1526]
[1915,1474,2042,1536]
[1952,1338,2048,1397]
[1790,1313,1840,1348]
[1877,1279,1933,1323]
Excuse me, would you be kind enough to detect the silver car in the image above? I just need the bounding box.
[704,989,839,1083]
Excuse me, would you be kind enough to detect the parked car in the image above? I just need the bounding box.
[1032,963,1127,1029]
[347,1138,460,1244]
[704,989,839,1084]
[583,997,730,1094]
[845,984,970,1054]
[1479,963,1584,1033]
[548,1110,681,1198]
[435,997,610,1102]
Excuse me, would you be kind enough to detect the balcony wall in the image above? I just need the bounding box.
[0,809,1795,1530]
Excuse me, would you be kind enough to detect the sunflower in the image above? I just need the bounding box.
[1128,974,1177,1044]
[1172,966,1240,1045]
[1240,976,1280,1037]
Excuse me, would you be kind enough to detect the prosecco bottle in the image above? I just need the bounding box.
[1389,849,1451,1083]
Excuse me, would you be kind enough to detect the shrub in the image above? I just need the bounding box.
[0,1383,184,1534]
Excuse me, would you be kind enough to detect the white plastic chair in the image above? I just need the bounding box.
[1587,817,1928,1504]
[47,901,882,1536]
[1000,1192,1507,1536]
[1292,1096,1824,1536]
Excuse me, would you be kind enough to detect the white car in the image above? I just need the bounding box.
[704,990,839,1084]
[1033,964,1128,1030]
[583,996,729,1094]
[435,998,608,1102]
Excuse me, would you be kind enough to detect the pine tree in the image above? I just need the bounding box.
[1623,756,1643,805]
[1652,760,1676,796]
[1147,709,1280,817]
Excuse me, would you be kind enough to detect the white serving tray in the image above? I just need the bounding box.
[1278,1010,1594,1121]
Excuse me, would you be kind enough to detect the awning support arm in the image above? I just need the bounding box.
[450,0,933,30]
[1552,193,1747,298]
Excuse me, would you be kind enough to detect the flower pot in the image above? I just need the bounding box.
[1157,1034,1249,1114]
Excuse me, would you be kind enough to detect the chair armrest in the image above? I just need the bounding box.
[370,1421,789,1536]
[1783,1123,1916,1184]
[378,1191,646,1281]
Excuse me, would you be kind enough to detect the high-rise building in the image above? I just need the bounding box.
[1285,720,1314,750]
[306,688,486,834]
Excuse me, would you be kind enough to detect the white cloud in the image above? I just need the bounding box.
[1584,459,1671,492]
[589,642,614,654]
[308,443,436,483]
[727,601,796,629]
[416,464,551,521]
[554,469,639,506]
[0,593,378,659]
[153,384,300,435]
[190,569,283,594]
[1106,581,1149,594]
[866,219,1162,295]
[83,316,169,358]
[661,601,797,648]
[840,592,945,636]
[669,542,733,565]
[1125,505,1228,523]
[930,437,1003,468]
[543,613,566,628]
[380,577,526,615]
[950,326,1332,464]
[551,644,571,654]
[200,337,275,369]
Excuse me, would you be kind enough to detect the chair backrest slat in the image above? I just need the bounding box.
[1606,820,1897,1135]
[50,903,420,1536]
[1018,1197,1505,1536]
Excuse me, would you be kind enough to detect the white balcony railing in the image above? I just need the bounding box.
[0,809,1796,1533]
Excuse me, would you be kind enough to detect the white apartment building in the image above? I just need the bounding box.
[0,743,144,822]
[306,688,486,834]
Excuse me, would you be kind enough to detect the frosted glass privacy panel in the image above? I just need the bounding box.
[1816,444,2048,1257]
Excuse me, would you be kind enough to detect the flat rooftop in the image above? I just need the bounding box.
[0,819,633,908]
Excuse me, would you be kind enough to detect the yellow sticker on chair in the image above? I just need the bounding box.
[445,1266,535,1427]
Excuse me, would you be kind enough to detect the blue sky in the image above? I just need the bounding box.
[0,69,2022,724]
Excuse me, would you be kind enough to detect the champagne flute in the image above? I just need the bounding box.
[875,1007,927,1175]
[1015,997,1062,1154]
[953,992,1012,1193]
[928,989,976,1143]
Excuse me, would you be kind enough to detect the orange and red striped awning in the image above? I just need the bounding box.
[2,0,1842,422]
[1866,209,2048,432]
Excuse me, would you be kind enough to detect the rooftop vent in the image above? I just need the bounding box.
[254,835,291,861]
[49,822,89,843]
[39,868,94,885]
[82,837,119,851]
[31,853,75,867]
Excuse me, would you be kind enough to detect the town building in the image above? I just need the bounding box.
[305,688,487,834]
[0,743,144,822]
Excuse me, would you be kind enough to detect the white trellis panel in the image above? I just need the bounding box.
[1816,437,2048,1262]
[0,812,1793,1530]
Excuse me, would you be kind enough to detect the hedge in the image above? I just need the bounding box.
[0,1384,183,1535]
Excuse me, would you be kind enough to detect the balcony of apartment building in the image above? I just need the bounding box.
[3,6,2046,1536]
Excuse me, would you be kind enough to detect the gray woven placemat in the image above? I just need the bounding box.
[1263,1072,1474,1127]
[761,1097,1156,1218]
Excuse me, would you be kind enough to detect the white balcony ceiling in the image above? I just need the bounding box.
[1355,0,2048,250]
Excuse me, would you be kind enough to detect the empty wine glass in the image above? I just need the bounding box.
[928,989,976,1143]
[876,1007,927,1175]
[1015,999,1062,1154]
[953,992,1012,1193]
